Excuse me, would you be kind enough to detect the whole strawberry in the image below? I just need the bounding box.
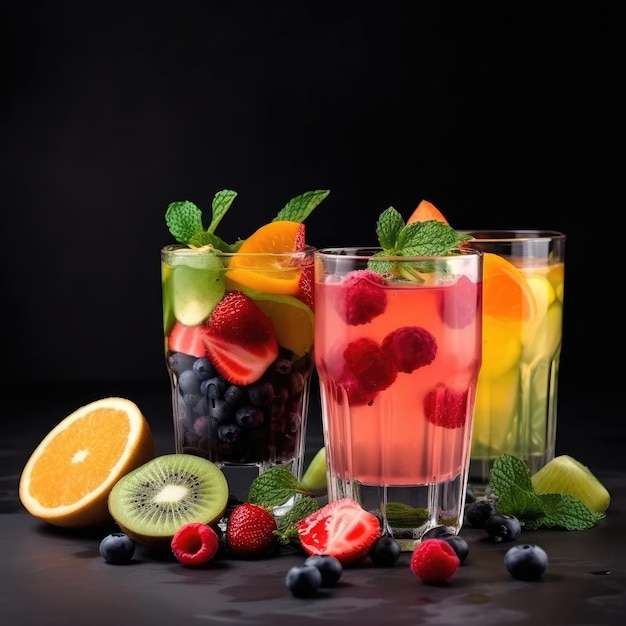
[225,503,278,558]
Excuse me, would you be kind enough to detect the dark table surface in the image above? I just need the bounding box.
[2,381,625,626]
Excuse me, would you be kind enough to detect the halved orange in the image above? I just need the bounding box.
[225,221,306,295]
[482,252,536,321]
[406,199,450,225]
[19,397,155,528]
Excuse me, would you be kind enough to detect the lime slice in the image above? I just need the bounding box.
[301,447,327,492]
[240,288,314,356]
[172,254,226,326]
[161,262,176,335]
[531,455,610,514]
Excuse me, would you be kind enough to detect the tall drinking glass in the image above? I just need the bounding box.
[465,231,566,495]
[161,244,316,509]
[314,248,482,550]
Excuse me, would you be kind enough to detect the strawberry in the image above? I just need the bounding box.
[201,292,279,385]
[297,262,315,310]
[296,498,381,564]
[382,326,437,373]
[225,503,278,558]
[171,522,220,567]
[410,538,460,584]
[424,383,468,428]
[168,322,209,358]
[334,270,387,326]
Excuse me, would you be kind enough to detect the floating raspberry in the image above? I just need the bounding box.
[382,326,437,373]
[424,383,468,428]
[410,538,460,584]
[171,522,220,567]
[343,337,398,392]
[439,275,480,329]
[335,270,387,326]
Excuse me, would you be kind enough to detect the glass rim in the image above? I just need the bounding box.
[459,229,566,242]
[161,243,316,258]
[315,246,482,261]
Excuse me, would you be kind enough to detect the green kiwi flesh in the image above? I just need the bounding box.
[108,453,229,547]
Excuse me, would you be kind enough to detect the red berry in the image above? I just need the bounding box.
[335,270,387,326]
[381,326,437,373]
[225,503,278,558]
[171,522,220,566]
[424,383,468,428]
[343,338,398,392]
[410,538,460,584]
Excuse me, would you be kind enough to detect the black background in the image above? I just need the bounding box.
[2,1,620,408]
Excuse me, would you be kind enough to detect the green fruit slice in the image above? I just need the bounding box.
[108,454,229,547]
[301,447,327,492]
[531,455,610,513]
[172,254,226,326]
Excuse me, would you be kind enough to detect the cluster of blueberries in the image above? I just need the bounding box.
[167,350,313,465]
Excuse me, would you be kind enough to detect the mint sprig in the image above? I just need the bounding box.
[165,189,330,248]
[489,454,604,530]
[246,467,321,545]
[369,207,472,280]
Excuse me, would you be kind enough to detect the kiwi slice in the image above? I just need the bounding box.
[108,454,229,547]
[531,455,611,514]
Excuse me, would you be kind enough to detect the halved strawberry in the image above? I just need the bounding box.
[201,291,279,385]
[297,261,314,310]
[168,322,209,358]
[424,383,468,428]
[296,498,381,564]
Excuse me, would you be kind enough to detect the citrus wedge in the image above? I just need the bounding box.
[482,252,536,322]
[406,199,450,225]
[19,397,155,528]
[225,221,306,295]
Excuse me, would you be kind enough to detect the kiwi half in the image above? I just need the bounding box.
[108,454,229,547]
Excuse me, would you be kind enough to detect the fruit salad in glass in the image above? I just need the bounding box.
[161,189,328,505]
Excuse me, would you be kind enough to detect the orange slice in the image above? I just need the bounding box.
[406,199,450,225]
[483,252,535,321]
[225,221,306,295]
[19,397,155,528]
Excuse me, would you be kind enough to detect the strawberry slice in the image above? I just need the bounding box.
[296,498,381,564]
[201,291,279,385]
[168,322,209,358]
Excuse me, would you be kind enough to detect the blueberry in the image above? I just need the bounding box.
[201,376,229,398]
[464,500,498,528]
[304,554,343,586]
[441,534,470,564]
[167,351,196,374]
[369,536,401,567]
[178,369,202,395]
[235,406,265,429]
[223,384,247,407]
[193,357,216,380]
[504,544,549,580]
[285,564,322,597]
[272,358,292,375]
[99,533,135,564]
[485,513,522,543]
[465,486,477,503]
[218,423,241,443]
[207,397,233,424]
[248,381,276,407]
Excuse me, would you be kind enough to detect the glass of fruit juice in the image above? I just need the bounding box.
[161,191,326,511]
[464,230,566,495]
[314,242,482,550]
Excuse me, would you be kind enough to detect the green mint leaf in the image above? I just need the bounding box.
[188,230,235,252]
[376,207,405,250]
[165,201,204,244]
[208,189,237,234]
[274,496,320,544]
[489,454,605,531]
[397,220,472,256]
[273,189,330,223]
[247,467,301,507]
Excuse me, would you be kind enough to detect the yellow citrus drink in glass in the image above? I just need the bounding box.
[315,232,482,548]
[466,231,566,494]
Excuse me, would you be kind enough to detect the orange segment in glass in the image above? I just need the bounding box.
[482,252,536,321]
[225,221,305,295]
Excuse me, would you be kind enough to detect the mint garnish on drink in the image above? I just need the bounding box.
[489,454,604,530]
[369,207,473,280]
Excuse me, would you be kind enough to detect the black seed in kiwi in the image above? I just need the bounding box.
[108,453,229,547]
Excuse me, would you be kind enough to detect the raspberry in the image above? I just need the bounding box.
[410,538,460,584]
[382,326,437,373]
[424,383,468,428]
[343,338,398,392]
[439,275,480,329]
[336,270,387,326]
[171,522,220,566]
